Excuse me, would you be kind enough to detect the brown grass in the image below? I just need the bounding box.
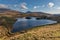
[0,23,60,40]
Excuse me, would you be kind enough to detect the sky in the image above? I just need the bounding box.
[0,0,60,14]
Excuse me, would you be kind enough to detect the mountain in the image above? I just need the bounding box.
[53,14,60,16]
[27,12,52,17]
[0,8,23,17]
[0,8,57,18]
[0,8,52,18]
[26,11,32,14]
[0,8,22,13]
[0,8,10,12]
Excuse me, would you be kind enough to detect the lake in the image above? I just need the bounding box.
[11,17,57,33]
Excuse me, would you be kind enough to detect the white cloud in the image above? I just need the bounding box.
[20,2,28,10]
[33,5,45,9]
[0,4,8,8]
[48,2,54,8]
[34,6,38,9]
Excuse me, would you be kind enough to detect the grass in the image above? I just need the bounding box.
[0,23,60,40]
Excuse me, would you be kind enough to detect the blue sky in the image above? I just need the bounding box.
[0,0,60,14]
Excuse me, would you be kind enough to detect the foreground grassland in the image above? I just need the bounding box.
[0,23,60,40]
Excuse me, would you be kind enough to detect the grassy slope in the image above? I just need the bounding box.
[1,23,60,40]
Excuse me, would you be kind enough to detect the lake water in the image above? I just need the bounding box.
[11,17,57,33]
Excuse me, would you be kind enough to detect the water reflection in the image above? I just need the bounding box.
[11,17,57,33]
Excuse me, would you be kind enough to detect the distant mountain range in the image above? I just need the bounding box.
[0,8,60,22]
[53,14,60,16]
[0,8,22,13]
[0,8,51,17]
[0,8,59,18]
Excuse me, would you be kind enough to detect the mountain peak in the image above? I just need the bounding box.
[26,11,31,13]
[0,8,10,12]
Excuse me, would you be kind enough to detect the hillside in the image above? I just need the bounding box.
[0,8,60,40]
[0,23,60,40]
[53,14,60,16]
[0,8,60,22]
[0,8,23,17]
[0,8,52,18]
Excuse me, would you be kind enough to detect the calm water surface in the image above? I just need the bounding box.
[11,17,57,33]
